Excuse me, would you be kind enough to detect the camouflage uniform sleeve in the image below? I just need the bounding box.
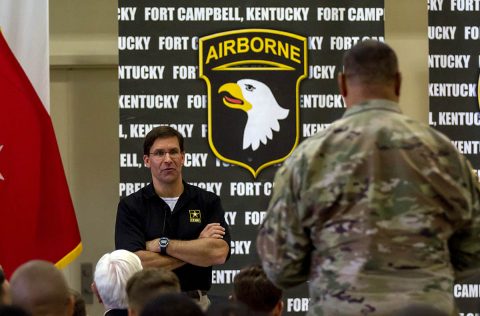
[449,157,480,281]
[256,150,312,289]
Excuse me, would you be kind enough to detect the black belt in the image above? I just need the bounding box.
[183,290,208,299]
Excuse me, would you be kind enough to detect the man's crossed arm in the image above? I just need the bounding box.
[135,223,229,269]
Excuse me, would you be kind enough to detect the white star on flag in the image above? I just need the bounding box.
[0,145,4,180]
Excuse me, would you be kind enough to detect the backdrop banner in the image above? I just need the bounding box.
[118,1,384,314]
[428,1,480,314]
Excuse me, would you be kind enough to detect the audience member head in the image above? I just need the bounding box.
[0,265,11,305]
[338,40,401,106]
[92,250,142,310]
[143,126,185,155]
[232,265,283,316]
[9,260,74,316]
[70,290,86,316]
[206,301,251,316]
[140,293,203,316]
[0,305,31,316]
[126,267,181,316]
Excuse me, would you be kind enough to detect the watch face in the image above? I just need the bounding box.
[160,238,169,247]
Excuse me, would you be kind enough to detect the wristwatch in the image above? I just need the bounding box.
[159,237,169,255]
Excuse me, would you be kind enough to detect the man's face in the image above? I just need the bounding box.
[144,137,185,186]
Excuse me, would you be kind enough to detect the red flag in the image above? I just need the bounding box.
[0,32,82,278]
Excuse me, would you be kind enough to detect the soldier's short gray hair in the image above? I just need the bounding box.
[343,40,398,85]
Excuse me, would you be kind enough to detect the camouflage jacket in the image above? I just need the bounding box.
[257,99,480,316]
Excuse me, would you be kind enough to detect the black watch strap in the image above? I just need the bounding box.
[159,237,169,255]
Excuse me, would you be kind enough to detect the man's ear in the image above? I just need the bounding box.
[66,294,75,316]
[271,300,284,316]
[128,307,137,316]
[180,151,185,166]
[394,72,402,97]
[143,154,150,168]
[338,72,347,98]
[91,282,103,304]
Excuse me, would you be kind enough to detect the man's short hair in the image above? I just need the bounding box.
[140,293,203,316]
[0,267,6,304]
[126,268,181,313]
[0,267,4,286]
[143,126,184,155]
[0,305,31,316]
[10,260,72,316]
[233,265,282,313]
[94,250,143,309]
[206,301,251,316]
[343,40,398,85]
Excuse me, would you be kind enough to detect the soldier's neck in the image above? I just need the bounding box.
[345,85,399,108]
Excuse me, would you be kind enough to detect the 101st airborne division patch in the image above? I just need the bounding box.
[199,29,307,178]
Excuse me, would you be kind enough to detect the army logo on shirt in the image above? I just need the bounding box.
[189,210,201,223]
[199,29,307,178]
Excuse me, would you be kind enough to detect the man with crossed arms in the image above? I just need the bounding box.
[115,126,231,310]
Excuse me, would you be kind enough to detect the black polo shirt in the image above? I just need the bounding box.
[115,182,231,291]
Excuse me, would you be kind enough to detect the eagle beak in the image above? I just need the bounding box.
[218,83,252,112]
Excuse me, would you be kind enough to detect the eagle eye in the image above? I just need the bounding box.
[244,84,256,92]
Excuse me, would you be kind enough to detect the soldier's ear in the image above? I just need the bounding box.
[338,72,347,98]
[394,72,401,97]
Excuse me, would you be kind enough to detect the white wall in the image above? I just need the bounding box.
[385,0,428,122]
[50,1,118,315]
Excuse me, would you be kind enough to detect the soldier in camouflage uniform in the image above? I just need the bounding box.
[256,40,480,316]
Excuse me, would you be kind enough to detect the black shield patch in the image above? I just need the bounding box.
[199,29,307,177]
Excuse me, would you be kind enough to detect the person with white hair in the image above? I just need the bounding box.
[92,250,143,316]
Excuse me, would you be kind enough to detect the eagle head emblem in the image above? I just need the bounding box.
[218,79,289,151]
